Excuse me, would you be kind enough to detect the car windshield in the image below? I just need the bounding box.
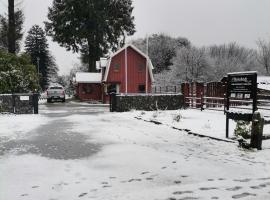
[49,87,63,90]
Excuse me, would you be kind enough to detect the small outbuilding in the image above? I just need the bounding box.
[75,72,102,101]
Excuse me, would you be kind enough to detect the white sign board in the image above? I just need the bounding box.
[20,96,29,101]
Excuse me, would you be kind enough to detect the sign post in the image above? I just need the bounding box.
[225,72,257,138]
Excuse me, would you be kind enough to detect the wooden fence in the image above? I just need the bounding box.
[181,82,270,112]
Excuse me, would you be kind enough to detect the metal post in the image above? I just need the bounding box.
[225,76,230,138]
[226,115,229,138]
[253,74,258,113]
[33,93,39,114]
[12,93,15,113]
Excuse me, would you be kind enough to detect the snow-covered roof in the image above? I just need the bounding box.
[227,71,257,75]
[103,44,154,82]
[75,72,102,83]
[258,76,270,91]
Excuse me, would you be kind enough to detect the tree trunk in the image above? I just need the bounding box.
[87,39,98,72]
[88,59,96,72]
[8,0,16,54]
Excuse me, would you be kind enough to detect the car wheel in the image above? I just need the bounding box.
[47,98,52,103]
[62,98,65,103]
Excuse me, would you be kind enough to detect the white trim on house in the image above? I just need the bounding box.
[146,57,148,93]
[103,44,154,82]
[75,72,102,84]
[125,46,128,93]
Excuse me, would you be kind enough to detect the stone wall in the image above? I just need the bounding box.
[0,95,14,113]
[0,93,39,114]
[112,93,185,112]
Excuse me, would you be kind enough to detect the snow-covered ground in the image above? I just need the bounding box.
[0,114,50,141]
[127,109,270,142]
[1,104,270,200]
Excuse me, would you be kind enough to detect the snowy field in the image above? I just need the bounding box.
[0,114,50,141]
[1,104,270,200]
[127,109,270,143]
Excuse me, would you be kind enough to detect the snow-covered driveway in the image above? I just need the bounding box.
[0,102,270,200]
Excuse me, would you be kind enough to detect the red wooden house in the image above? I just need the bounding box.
[75,44,154,103]
[101,44,154,103]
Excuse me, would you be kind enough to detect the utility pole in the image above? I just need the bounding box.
[37,57,40,75]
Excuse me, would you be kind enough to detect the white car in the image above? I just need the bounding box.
[46,86,65,103]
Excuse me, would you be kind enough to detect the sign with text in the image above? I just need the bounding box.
[227,72,257,99]
[20,96,30,101]
[225,72,258,138]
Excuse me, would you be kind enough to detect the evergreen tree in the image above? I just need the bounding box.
[25,25,58,90]
[45,0,136,72]
[0,8,24,53]
[0,51,39,93]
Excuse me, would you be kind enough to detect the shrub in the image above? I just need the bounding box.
[234,120,251,139]
[0,51,39,93]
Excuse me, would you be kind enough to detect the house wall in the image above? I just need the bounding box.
[76,83,102,101]
[106,47,152,93]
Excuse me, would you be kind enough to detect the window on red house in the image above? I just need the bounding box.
[114,63,120,72]
[82,84,93,94]
[138,63,144,72]
[138,85,146,93]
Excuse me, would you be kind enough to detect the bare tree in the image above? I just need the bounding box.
[174,46,208,82]
[257,39,270,74]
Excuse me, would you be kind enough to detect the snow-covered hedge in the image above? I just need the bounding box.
[112,93,185,112]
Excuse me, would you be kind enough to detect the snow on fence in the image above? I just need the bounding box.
[181,82,270,137]
[152,85,181,94]
[182,82,270,112]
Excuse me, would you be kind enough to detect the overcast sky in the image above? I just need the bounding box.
[1,0,270,75]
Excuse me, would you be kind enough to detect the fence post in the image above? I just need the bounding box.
[200,94,204,111]
[33,93,39,114]
[174,86,177,93]
[250,111,264,150]
[109,92,117,112]
[12,93,15,113]
[223,93,226,115]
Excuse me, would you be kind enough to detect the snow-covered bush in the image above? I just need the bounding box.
[0,51,39,93]
[172,110,182,122]
[234,120,251,139]
[152,111,158,119]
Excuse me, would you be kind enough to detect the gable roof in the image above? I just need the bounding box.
[103,44,154,82]
[75,72,102,83]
